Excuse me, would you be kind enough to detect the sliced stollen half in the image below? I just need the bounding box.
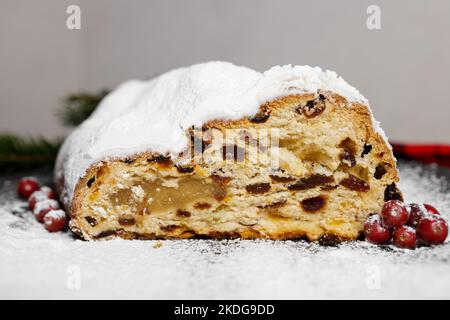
[55,61,402,242]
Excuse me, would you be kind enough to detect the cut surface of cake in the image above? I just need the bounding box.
[55,61,401,242]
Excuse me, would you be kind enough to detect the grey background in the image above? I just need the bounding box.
[1,0,450,142]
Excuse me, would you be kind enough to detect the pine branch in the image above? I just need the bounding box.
[57,89,109,126]
[0,134,63,172]
[1,89,109,172]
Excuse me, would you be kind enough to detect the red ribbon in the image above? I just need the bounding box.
[391,143,450,167]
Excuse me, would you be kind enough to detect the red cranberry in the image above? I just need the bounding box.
[43,210,67,232]
[381,200,409,228]
[40,186,57,200]
[28,191,48,211]
[423,204,440,215]
[364,215,392,244]
[17,177,40,199]
[406,203,426,228]
[393,226,417,249]
[417,216,448,245]
[33,199,60,222]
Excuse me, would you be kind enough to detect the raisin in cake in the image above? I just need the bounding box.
[55,61,401,242]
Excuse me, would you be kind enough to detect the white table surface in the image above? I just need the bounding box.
[1,161,449,299]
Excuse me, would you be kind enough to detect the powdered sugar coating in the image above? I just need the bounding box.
[39,186,52,197]
[55,61,389,205]
[28,191,48,204]
[258,65,367,104]
[33,199,59,216]
[44,210,66,222]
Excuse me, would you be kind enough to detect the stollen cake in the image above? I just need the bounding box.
[55,61,402,242]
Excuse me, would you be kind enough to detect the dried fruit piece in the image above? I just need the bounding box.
[296,94,326,118]
[71,226,84,238]
[193,203,211,210]
[210,174,231,201]
[374,164,387,179]
[339,138,356,167]
[246,183,271,194]
[361,144,372,157]
[393,226,417,249]
[176,165,195,174]
[384,183,403,202]
[210,174,232,186]
[109,177,219,214]
[301,196,326,212]
[381,200,409,228]
[122,158,135,164]
[249,106,270,123]
[148,155,172,165]
[94,230,116,239]
[339,174,370,192]
[340,149,356,167]
[87,177,96,188]
[257,199,287,209]
[85,216,98,227]
[176,209,192,217]
[118,215,136,226]
[213,188,227,202]
[160,225,180,232]
[288,174,334,191]
[318,234,341,246]
[269,175,295,183]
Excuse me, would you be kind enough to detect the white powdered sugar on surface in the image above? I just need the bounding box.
[44,209,66,220]
[1,162,450,299]
[33,199,58,216]
[29,190,48,203]
[55,61,386,204]
[259,65,368,105]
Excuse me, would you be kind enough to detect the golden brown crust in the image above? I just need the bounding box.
[64,92,400,241]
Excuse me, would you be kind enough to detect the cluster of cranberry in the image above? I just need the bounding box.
[364,200,448,249]
[17,177,67,232]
